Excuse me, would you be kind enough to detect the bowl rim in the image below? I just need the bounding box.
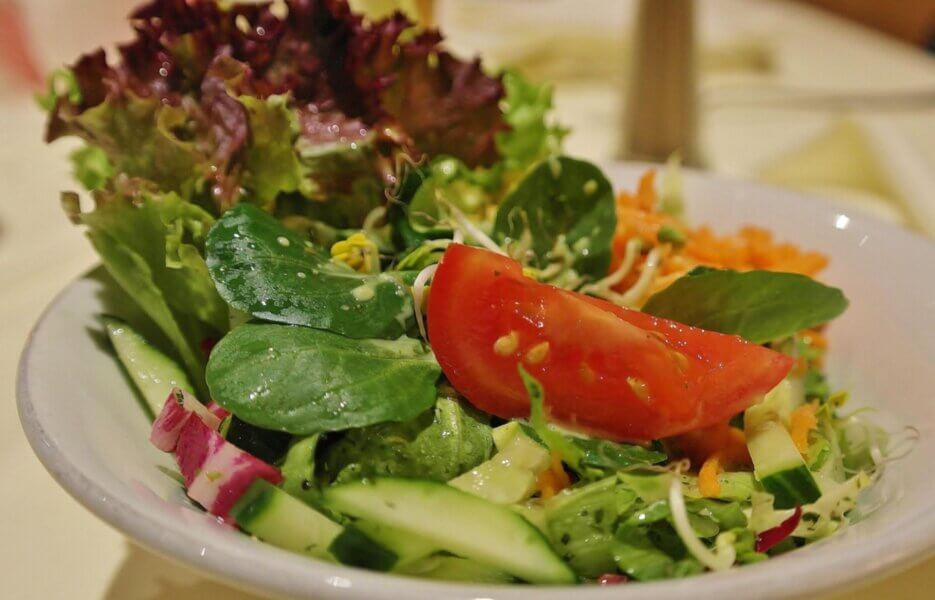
[16,165,935,599]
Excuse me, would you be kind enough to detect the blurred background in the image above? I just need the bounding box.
[1,0,933,598]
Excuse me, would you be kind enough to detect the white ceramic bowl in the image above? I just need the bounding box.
[18,164,935,599]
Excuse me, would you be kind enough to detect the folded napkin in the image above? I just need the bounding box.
[756,117,935,236]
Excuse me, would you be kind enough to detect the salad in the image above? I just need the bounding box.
[43,0,895,586]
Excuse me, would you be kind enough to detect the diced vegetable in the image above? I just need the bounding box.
[449,424,550,504]
[174,416,282,522]
[323,477,576,584]
[231,479,343,560]
[755,506,802,553]
[150,388,221,452]
[745,383,821,509]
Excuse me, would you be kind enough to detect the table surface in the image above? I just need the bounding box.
[2,0,933,597]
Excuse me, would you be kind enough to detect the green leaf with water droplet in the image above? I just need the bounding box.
[206,323,440,435]
[493,156,616,279]
[206,203,414,339]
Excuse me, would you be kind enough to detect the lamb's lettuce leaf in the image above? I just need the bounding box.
[494,157,616,279]
[206,203,413,339]
[206,323,440,435]
[642,267,848,344]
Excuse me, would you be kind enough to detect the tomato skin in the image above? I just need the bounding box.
[427,244,794,441]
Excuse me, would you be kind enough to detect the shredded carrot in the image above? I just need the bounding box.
[608,169,829,306]
[698,453,723,497]
[537,452,571,500]
[536,470,558,500]
[801,329,828,350]
[790,402,819,455]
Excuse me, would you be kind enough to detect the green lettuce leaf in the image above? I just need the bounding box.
[83,189,228,332]
[205,323,440,435]
[519,365,584,471]
[206,203,413,339]
[494,156,617,280]
[85,228,209,396]
[572,438,668,477]
[53,95,208,201]
[70,145,114,191]
[612,524,703,581]
[545,476,638,578]
[495,71,566,172]
[319,396,493,483]
[642,267,848,344]
[239,95,306,210]
[80,186,228,394]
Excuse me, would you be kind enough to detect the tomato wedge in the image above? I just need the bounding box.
[427,244,794,441]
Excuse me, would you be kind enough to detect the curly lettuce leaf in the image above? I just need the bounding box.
[238,94,306,210]
[45,0,506,214]
[495,70,566,172]
[83,188,228,331]
[51,93,211,199]
[70,145,114,191]
[79,184,228,392]
[86,228,210,396]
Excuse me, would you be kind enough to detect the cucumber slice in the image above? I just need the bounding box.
[398,555,514,583]
[231,480,397,570]
[449,425,550,504]
[353,520,437,567]
[103,316,193,417]
[323,477,576,584]
[231,480,342,560]
[746,413,821,509]
[328,525,398,571]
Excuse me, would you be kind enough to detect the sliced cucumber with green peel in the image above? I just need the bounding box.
[328,525,398,571]
[353,519,437,567]
[103,315,193,417]
[231,480,343,560]
[746,387,822,509]
[231,480,397,570]
[323,477,576,584]
[398,555,514,583]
